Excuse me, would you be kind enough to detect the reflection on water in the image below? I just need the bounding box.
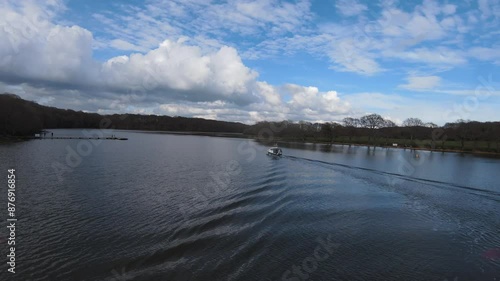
[0,129,499,281]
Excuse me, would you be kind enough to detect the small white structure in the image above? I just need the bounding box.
[392,143,398,147]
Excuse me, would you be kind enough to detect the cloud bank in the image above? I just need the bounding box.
[0,0,352,124]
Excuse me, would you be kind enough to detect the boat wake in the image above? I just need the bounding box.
[284,155,500,199]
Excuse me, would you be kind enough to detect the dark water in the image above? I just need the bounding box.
[0,129,499,281]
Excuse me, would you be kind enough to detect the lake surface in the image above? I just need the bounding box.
[1,129,499,281]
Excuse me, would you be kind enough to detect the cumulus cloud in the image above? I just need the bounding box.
[284,84,351,119]
[0,0,352,123]
[0,1,97,85]
[0,3,258,106]
[255,81,282,105]
[1,0,498,125]
[101,40,259,105]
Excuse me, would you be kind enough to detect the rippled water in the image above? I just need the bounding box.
[0,129,499,281]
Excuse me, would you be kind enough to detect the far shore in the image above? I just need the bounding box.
[255,137,500,157]
[114,129,247,138]
[2,129,500,157]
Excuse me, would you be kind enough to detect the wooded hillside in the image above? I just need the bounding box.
[0,93,248,136]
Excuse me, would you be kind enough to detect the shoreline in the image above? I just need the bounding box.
[2,130,499,157]
[0,135,35,143]
[255,138,500,157]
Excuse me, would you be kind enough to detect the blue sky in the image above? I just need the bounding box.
[0,0,498,124]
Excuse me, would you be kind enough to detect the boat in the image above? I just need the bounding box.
[267,146,282,157]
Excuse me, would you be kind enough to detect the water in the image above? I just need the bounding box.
[0,129,499,281]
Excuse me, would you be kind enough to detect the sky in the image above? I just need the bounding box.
[0,0,498,125]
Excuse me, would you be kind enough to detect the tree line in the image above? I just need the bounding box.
[244,114,500,153]
[0,93,248,136]
[1,93,499,153]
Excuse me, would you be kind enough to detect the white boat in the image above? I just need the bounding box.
[267,146,282,157]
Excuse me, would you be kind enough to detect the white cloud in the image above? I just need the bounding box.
[343,92,406,111]
[0,0,260,105]
[342,91,500,125]
[384,47,467,66]
[243,0,480,75]
[100,40,259,104]
[196,0,313,36]
[84,0,496,79]
[327,43,382,75]
[91,0,313,53]
[335,0,367,17]
[399,75,442,90]
[377,1,464,46]
[1,0,499,125]
[285,84,351,116]
[442,4,457,15]
[478,0,489,17]
[468,47,500,64]
[0,0,354,124]
[255,81,281,105]
[0,6,97,85]
[109,39,149,52]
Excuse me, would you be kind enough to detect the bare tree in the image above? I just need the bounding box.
[360,114,385,143]
[342,117,359,128]
[383,119,396,128]
[342,117,359,143]
[402,118,425,143]
[321,122,341,143]
[425,122,438,128]
[455,119,473,150]
[402,118,424,127]
[360,114,385,129]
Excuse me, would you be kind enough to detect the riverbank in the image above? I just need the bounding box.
[3,130,499,157]
[120,130,247,139]
[254,136,500,157]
